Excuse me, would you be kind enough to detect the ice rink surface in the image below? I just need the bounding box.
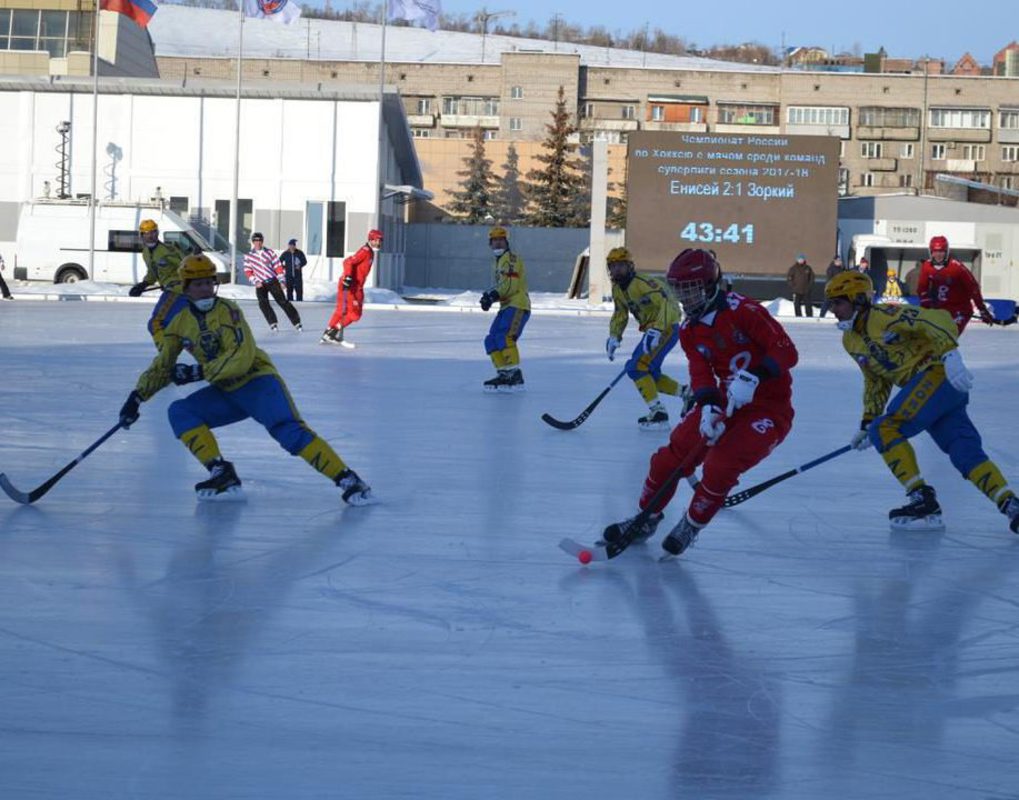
[2,299,1019,799]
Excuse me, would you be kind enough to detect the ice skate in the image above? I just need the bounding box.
[484,370,512,393]
[269,323,279,333]
[638,402,669,431]
[504,368,525,393]
[600,511,663,546]
[889,485,944,531]
[320,328,342,345]
[661,514,702,558]
[336,468,375,506]
[195,459,244,501]
[999,494,1019,534]
[295,323,303,333]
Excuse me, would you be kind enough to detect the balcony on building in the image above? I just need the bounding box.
[926,107,993,143]
[856,106,921,141]
[714,102,781,135]
[439,96,500,129]
[644,95,709,133]
[785,105,850,139]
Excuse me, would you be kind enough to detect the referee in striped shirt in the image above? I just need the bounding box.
[243,232,302,333]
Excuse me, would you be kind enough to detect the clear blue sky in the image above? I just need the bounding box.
[362,0,1011,66]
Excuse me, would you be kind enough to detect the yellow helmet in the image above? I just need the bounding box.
[825,270,874,301]
[489,226,508,240]
[607,246,632,264]
[179,254,218,284]
[139,219,158,233]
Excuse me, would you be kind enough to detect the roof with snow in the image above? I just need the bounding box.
[148,5,778,72]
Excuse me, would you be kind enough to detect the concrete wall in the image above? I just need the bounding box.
[404,224,594,293]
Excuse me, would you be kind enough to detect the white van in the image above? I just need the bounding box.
[8,200,231,284]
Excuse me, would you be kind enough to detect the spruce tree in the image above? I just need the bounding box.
[447,126,495,224]
[523,86,588,228]
[491,143,527,225]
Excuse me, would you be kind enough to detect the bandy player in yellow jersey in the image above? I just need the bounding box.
[825,270,1019,533]
[117,254,373,504]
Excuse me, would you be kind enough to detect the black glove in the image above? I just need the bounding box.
[119,390,142,429]
[480,290,499,311]
[341,275,354,290]
[172,363,203,386]
[128,282,148,297]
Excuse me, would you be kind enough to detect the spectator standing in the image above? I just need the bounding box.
[904,261,922,296]
[819,255,845,318]
[320,229,382,348]
[279,238,307,302]
[243,232,302,333]
[786,254,815,317]
[0,251,13,300]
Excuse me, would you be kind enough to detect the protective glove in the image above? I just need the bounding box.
[941,349,973,393]
[606,335,621,361]
[479,289,499,312]
[698,404,726,446]
[726,368,760,414]
[119,390,142,429]
[850,422,872,451]
[128,282,148,297]
[641,329,662,355]
[979,308,995,325]
[341,275,353,290]
[172,363,204,386]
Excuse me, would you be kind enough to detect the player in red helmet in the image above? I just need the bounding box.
[603,248,799,558]
[321,229,383,347]
[918,234,993,333]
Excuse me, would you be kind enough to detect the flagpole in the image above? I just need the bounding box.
[88,0,101,281]
[375,0,388,231]
[229,2,244,284]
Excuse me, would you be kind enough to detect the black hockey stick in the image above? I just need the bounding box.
[723,444,852,508]
[542,368,628,430]
[0,422,124,504]
[560,438,707,561]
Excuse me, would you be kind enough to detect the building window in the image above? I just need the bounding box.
[510,85,523,99]
[1002,176,1015,190]
[690,107,703,123]
[1000,110,1019,130]
[1,9,89,57]
[651,105,665,121]
[1002,145,1019,162]
[509,117,522,131]
[717,103,778,125]
[931,144,947,160]
[411,129,431,138]
[861,173,875,187]
[961,144,985,161]
[581,102,594,119]
[786,106,849,126]
[621,105,636,120]
[898,174,913,188]
[415,98,432,114]
[858,107,920,127]
[929,107,991,129]
[441,96,499,116]
[861,141,883,158]
[483,130,497,140]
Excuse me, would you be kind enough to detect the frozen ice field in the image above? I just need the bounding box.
[1,296,1018,799]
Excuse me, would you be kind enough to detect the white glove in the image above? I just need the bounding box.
[641,329,662,354]
[850,428,872,451]
[941,349,973,393]
[726,369,760,415]
[698,405,726,446]
[606,335,620,361]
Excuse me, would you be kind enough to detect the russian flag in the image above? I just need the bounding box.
[101,0,158,29]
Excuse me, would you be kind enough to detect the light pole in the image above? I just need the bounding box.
[917,55,930,195]
[475,8,515,64]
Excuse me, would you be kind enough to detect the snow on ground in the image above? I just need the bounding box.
[1,295,1018,799]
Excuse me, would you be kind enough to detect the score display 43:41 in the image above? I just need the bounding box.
[680,222,756,245]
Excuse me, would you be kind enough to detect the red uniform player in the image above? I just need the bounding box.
[320,229,383,348]
[604,249,799,558]
[918,235,992,333]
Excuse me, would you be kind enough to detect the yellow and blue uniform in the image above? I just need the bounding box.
[134,296,350,483]
[844,302,1014,508]
[610,273,682,404]
[142,241,188,349]
[484,250,531,370]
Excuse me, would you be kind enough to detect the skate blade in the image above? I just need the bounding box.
[196,486,246,502]
[638,421,670,431]
[338,341,356,349]
[344,490,377,507]
[498,385,525,393]
[889,514,945,532]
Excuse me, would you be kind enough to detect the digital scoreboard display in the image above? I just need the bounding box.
[625,131,840,276]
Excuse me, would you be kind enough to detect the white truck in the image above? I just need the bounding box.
[4,200,231,284]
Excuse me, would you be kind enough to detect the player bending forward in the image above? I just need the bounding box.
[605,248,799,557]
[118,254,373,505]
[825,271,1019,533]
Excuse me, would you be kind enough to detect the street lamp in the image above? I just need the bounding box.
[476,8,515,64]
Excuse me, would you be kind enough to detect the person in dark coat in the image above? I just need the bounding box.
[786,254,815,317]
[280,238,308,302]
[820,255,845,318]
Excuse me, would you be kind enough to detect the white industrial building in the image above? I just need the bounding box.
[0,76,425,288]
